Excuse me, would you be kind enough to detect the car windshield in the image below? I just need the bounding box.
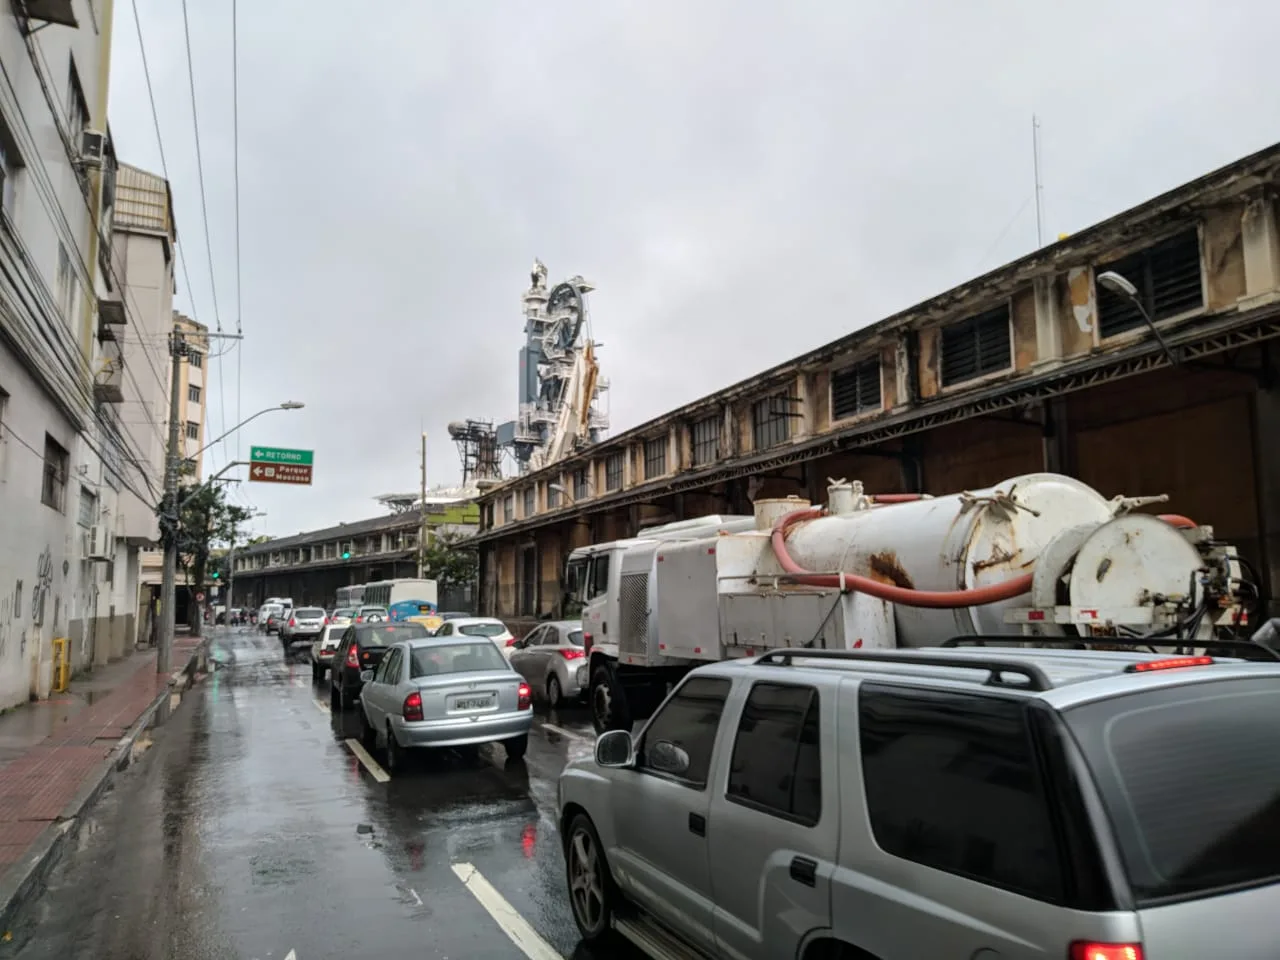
[410,642,508,678]
[296,608,324,618]
[458,622,505,638]
[567,629,584,646]
[356,623,428,647]
[1065,675,1280,904]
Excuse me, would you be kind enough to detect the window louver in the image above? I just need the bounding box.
[940,305,1012,387]
[831,359,881,420]
[1097,229,1203,339]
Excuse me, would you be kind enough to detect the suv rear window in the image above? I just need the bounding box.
[356,623,428,647]
[1065,676,1280,904]
[296,608,324,618]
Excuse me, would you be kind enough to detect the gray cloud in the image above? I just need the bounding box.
[107,0,1280,537]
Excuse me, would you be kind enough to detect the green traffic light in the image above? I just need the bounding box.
[341,551,351,560]
[211,571,220,579]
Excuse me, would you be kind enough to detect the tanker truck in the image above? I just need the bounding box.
[562,472,1261,732]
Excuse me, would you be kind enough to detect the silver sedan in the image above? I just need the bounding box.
[356,636,533,773]
[508,620,587,708]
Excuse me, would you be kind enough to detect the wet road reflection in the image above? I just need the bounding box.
[3,628,644,960]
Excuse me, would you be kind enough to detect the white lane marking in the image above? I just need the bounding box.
[540,722,590,743]
[451,862,564,960]
[409,887,422,907]
[344,738,391,783]
[313,699,330,715]
[284,952,297,960]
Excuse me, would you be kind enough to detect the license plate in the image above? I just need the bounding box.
[455,697,493,711]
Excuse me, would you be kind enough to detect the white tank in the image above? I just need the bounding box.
[779,473,1116,645]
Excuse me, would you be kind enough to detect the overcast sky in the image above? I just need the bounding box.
[107,0,1280,539]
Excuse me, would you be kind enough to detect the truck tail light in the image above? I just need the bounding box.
[1069,944,1143,960]
[345,645,359,668]
[583,632,593,655]
[403,691,424,722]
[560,648,585,660]
[517,682,532,710]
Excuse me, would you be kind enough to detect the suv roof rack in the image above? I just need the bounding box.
[939,635,1280,662]
[755,648,1052,692]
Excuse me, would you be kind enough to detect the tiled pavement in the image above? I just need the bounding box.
[0,637,199,874]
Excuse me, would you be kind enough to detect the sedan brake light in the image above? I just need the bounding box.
[505,637,518,647]
[403,691,424,722]
[560,648,585,661]
[345,645,359,668]
[1070,943,1143,960]
[517,682,532,711]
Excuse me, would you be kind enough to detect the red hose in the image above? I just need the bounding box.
[1158,513,1197,530]
[770,507,1034,609]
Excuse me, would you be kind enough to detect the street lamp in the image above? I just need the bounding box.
[158,400,305,677]
[1095,271,1179,366]
[549,482,572,505]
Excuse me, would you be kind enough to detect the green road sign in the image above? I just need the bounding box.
[250,446,313,466]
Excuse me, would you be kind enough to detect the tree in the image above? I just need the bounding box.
[172,483,252,636]
[420,528,478,590]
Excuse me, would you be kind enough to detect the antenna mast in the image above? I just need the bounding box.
[1032,115,1044,247]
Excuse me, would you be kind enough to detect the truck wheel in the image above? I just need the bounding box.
[590,662,631,734]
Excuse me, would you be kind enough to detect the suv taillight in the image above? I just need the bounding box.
[517,682,532,710]
[289,618,296,627]
[1070,944,1143,960]
[345,645,359,668]
[403,691,423,722]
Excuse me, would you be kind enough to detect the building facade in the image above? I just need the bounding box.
[0,0,159,709]
[473,143,1280,635]
[174,310,206,474]
[231,499,480,611]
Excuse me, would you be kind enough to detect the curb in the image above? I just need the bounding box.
[0,639,209,931]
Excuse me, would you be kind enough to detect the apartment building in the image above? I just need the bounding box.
[0,1,156,708]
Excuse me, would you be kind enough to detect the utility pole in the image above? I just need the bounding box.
[418,432,427,578]
[158,322,186,677]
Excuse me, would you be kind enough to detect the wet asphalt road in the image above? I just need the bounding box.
[2,628,648,960]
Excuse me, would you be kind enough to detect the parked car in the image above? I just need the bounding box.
[310,624,346,682]
[280,606,327,647]
[509,620,586,707]
[432,617,514,653]
[353,605,388,624]
[329,621,430,711]
[357,634,532,773]
[259,603,284,634]
[559,646,1280,958]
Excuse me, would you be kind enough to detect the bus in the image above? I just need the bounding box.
[362,578,438,619]
[335,584,365,610]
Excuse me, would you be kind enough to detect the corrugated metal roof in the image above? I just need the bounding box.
[115,163,173,236]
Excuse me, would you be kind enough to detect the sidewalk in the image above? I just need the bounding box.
[0,634,204,926]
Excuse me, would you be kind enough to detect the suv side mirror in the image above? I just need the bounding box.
[594,730,634,768]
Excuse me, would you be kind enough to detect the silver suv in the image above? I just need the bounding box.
[558,645,1280,959]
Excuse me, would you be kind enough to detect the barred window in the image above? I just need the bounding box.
[644,437,667,479]
[605,453,623,491]
[187,384,201,404]
[691,416,720,466]
[940,305,1011,387]
[503,494,515,523]
[752,391,793,451]
[41,434,68,512]
[573,467,589,500]
[186,421,200,440]
[1096,229,1204,339]
[831,359,881,420]
[523,486,535,517]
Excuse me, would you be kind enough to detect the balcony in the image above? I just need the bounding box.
[93,337,124,403]
[97,293,126,341]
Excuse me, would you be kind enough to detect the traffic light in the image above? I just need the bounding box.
[212,571,220,580]
[341,550,351,560]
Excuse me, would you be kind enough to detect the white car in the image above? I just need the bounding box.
[310,623,346,682]
[432,617,516,656]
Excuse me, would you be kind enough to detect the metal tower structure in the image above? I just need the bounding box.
[448,419,501,484]
[495,260,609,473]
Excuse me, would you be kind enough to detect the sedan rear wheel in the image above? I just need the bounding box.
[384,723,407,773]
[565,814,615,941]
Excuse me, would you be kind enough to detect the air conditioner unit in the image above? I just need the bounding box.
[78,129,106,169]
[87,524,114,561]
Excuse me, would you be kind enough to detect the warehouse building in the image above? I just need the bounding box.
[471,142,1280,634]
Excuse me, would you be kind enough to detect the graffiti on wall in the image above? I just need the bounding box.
[31,547,52,627]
